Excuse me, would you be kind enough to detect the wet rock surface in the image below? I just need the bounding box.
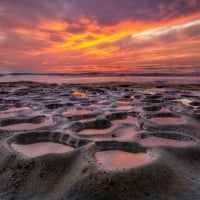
[0,82,200,199]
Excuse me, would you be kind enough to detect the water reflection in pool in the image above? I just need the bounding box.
[139,136,195,148]
[95,150,154,170]
[11,142,74,157]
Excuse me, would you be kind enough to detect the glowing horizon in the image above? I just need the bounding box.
[0,0,200,73]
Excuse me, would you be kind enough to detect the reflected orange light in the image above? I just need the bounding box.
[73,90,87,97]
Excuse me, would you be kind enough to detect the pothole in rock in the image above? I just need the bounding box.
[98,100,110,105]
[0,118,53,131]
[63,108,91,116]
[2,107,31,113]
[112,126,140,142]
[111,116,138,127]
[0,113,16,119]
[139,136,196,148]
[11,142,74,158]
[149,117,186,125]
[159,107,171,113]
[78,116,138,136]
[9,131,90,151]
[77,120,115,136]
[78,125,116,136]
[90,103,101,108]
[116,100,132,105]
[95,150,155,171]
[0,107,31,119]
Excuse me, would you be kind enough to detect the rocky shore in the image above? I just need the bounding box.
[0,81,200,200]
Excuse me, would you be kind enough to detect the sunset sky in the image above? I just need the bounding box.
[0,0,200,73]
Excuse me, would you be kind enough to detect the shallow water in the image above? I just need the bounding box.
[0,113,15,119]
[78,124,117,135]
[95,150,154,170]
[3,107,30,113]
[11,142,74,157]
[139,136,195,148]
[116,100,132,105]
[90,103,101,108]
[63,109,91,116]
[79,116,138,136]
[159,108,171,113]
[113,116,138,125]
[0,119,53,131]
[0,107,30,119]
[150,117,186,125]
[114,126,140,142]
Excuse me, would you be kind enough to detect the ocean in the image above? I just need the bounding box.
[0,64,199,84]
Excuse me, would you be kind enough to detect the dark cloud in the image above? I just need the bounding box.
[0,0,199,29]
[62,0,200,25]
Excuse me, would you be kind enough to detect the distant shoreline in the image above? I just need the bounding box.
[0,72,200,77]
[0,81,200,91]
